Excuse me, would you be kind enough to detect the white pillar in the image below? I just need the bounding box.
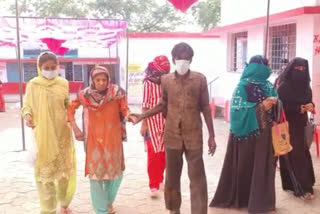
[312,15,320,123]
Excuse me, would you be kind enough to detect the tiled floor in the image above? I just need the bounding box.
[0,105,319,214]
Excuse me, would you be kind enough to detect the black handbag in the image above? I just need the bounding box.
[305,114,315,149]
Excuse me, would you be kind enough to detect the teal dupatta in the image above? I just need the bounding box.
[230,58,278,140]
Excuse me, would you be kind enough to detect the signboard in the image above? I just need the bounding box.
[127,64,144,104]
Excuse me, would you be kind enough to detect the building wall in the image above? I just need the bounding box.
[214,15,319,103]
[221,0,318,26]
[128,37,221,79]
[312,15,320,122]
[247,26,265,59]
[0,48,16,59]
[296,16,315,65]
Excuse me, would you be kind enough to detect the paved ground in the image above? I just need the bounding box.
[0,103,320,214]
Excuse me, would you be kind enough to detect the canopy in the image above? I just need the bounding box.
[0,17,127,55]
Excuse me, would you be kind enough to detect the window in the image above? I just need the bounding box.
[230,32,248,72]
[268,23,296,74]
[61,62,73,81]
[73,64,83,81]
[23,63,37,82]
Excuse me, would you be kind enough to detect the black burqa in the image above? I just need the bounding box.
[210,57,276,214]
[277,57,315,196]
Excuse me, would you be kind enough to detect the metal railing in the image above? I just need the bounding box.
[208,76,220,100]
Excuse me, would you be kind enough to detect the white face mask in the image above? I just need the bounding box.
[42,70,58,80]
[175,60,190,75]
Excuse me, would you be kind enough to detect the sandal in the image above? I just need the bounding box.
[300,192,315,200]
[304,193,315,200]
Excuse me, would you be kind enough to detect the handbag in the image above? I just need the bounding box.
[305,113,315,149]
[26,130,38,167]
[272,109,293,156]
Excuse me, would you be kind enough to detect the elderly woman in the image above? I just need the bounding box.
[210,55,278,214]
[277,57,315,200]
[68,66,131,214]
[22,52,76,214]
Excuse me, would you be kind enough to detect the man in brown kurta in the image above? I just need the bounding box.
[131,42,216,214]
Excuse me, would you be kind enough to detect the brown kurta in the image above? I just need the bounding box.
[160,71,210,150]
[158,71,210,214]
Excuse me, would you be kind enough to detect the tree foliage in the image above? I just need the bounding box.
[2,0,221,32]
[191,0,221,31]
[88,0,185,32]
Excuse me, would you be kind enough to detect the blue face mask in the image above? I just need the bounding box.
[42,70,58,79]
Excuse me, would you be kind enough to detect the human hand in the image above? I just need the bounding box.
[305,103,314,112]
[208,135,217,156]
[73,127,84,141]
[300,105,307,114]
[128,113,143,125]
[24,114,35,128]
[263,97,277,111]
[140,122,148,137]
[127,115,137,123]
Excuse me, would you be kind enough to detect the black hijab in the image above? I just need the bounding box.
[277,57,312,104]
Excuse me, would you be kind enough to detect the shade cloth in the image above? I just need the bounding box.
[0,17,127,51]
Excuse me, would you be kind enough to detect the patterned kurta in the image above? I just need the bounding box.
[22,77,75,184]
[142,80,165,153]
[68,87,129,180]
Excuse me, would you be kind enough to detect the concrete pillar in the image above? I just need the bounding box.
[312,15,320,123]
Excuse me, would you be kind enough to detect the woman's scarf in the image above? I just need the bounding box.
[81,66,128,141]
[144,55,170,84]
[230,55,278,140]
[30,51,65,87]
[277,57,312,104]
[85,66,111,103]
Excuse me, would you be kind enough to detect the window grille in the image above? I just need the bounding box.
[73,64,83,81]
[268,23,296,74]
[23,63,37,82]
[230,32,248,72]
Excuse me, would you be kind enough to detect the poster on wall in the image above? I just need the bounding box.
[0,62,7,82]
[127,64,144,104]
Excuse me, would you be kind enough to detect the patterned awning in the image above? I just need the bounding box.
[0,17,127,55]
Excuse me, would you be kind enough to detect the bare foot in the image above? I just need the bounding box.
[108,204,116,214]
[60,207,72,214]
